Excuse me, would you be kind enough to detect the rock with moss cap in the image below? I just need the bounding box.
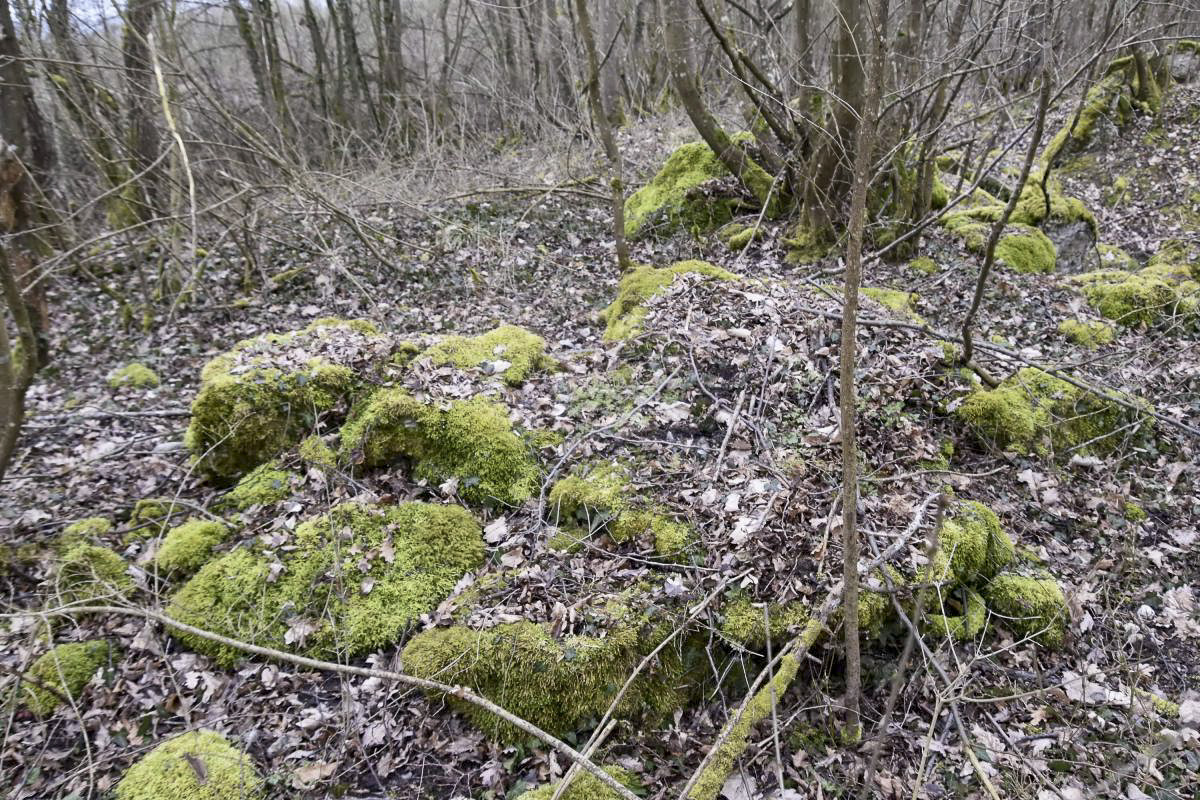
[515,765,642,800]
[167,502,483,665]
[107,362,159,390]
[402,590,700,741]
[956,367,1150,455]
[547,462,694,559]
[131,497,176,526]
[185,318,388,480]
[925,588,987,642]
[907,256,938,275]
[983,566,1068,649]
[58,517,113,552]
[21,640,113,716]
[115,729,264,800]
[339,391,537,506]
[153,519,230,575]
[1068,241,1199,328]
[716,221,763,251]
[719,591,809,649]
[221,461,294,510]
[624,139,749,239]
[298,435,338,470]
[601,261,738,341]
[421,324,555,386]
[861,287,925,324]
[1058,319,1115,349]
[55,543,133,603]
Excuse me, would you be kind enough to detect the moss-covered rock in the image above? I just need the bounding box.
[422,325,555,386]
[983,567,1068,649]
[994,225,1058,273]
[1069,266,1195,328]
[107,362,159,389]
[185,319,384,480]
[716,221,763,251]
[58,517,113,552]
[907,256,938,275]
[115,730,264,800]
[339,391,537,506]
[624,141,743,239]
[861,287,925,323]
[1042,70,1134,164]
[719,592,809,649]
[925,588,986,641]
[167,502,483,665]
[402,594,698,741]
[298,435,338,470]
[56,544,133,603]
[956,367,1149,455]
[547,463,694,559]
[222,461,294,510]
[515,766,642,800]
[20,640,112,716]
[154,519,230,575]
[601,261,738,341]
[1058,319,1115,348]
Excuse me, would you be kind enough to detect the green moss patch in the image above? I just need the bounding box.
[115,730,264,800]
[994,225,1057,273]
[907,256,938,275]
[185,319,383,480]
[167,502,483,665]
[515,766,642,800]
[339,391,537,507]
[547,462,694,559]
[956,367,1149,455]
[1069,250,1198,327]
[861,287,925,323]
[983,566,1068,649]
[58,517,113,552]
[402,594,698,741]
[107,362,159,389]
[56,544,133,603]
[716,221,763,251]
[1042,70,1134,164]
[601,261,738,341]
[720,592,808,649]
[422,324,555,386]
[222,461,294,510]
[624,141,743,239]
[1058,319,1115,348]
[298,435,338,470]
[21,640,113,716]
[154,519,230,575]
[925,588,986,641]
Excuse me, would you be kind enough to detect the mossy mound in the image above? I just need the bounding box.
[55,544,133,603]
[994,225,1058,273]
[107,362,159,389]
[115,730,264,800]
[402,593,699,741]
[20,640,113,716]
[131,497,175,526]
[719,592,809,649]
[58,517,113,551]
[222,461,295,510]
[547,462,694,559]
[907,256,938,275]
[339,391,537,506]
[1069,257,1197,327]
[1042,69,1136,164]
[956,367,1149,455]
[925,588,986,642]
[861,287,925,323]
[624,140,744,239]
[298,434,338,469]
[1058,319,1115,349]
[716,221,763,251]
[983,566,1068,649]
[185,319,385,480]
[601,261,738,341]
[421,324,555,386]
[153,519,230,575]
[515,766,642,800]
[167,502,483,665]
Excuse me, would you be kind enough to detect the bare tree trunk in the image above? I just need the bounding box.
[575,0,631,273]
[960,3,1054,367]
[228,0,271,114]
[301,0,333,121]
[839,0,889,744]
[660,0,778,211]
[122,0,160,221]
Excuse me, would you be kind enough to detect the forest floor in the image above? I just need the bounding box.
[2,83,1199,800]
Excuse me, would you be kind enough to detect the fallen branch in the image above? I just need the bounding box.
[18,604,640,800]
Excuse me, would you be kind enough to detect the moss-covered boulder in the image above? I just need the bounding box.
[115,730,264,800]
[624,141,744,239]
[131,497,176,526]
[167,502,483,665]
[923,500,1016,585]
[58,517,113,552]
[20,640,113,716]
[1069,243,1198,327]
[298,435,339,470]
[185,319,386,480]
[402,594,699,741]
[1042,69,1136,164]
[107,362,159,389]
[221,461,295,510]
[547,462,693,559]
[515,766,642,800]
[1058,319,1115,348]
[153,519,230,575]
[601,261,738,341]
[421,325,555,386]
[716,221,763,251]
[719,592,809,649]
[983,566,1068,649]
[925,588,986,642]
[861,287,925,323]
[339,391,537,506]
[956,367,1149,455]
[55,544,133,603]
